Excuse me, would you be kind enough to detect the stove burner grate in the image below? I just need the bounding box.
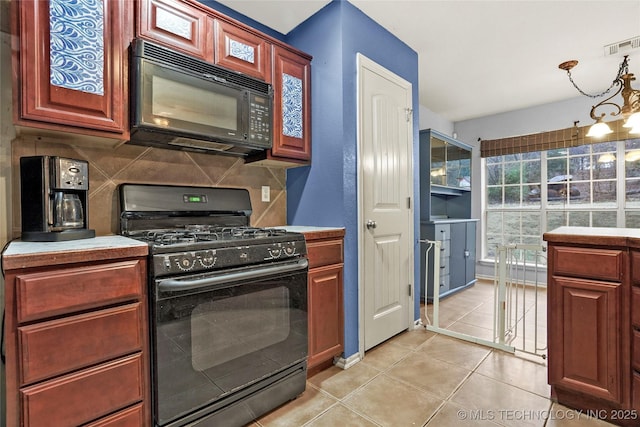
[132,226,288,246]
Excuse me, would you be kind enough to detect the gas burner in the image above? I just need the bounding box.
[131,226,289,247]
[221,226,286,239]
[185,224,214,232]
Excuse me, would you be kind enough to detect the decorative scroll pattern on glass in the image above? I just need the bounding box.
[49,0,104,95]
[156,7,192,39]
[229,40,255,64]
[282,73,303,139]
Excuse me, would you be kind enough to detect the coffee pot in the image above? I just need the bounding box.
[20,156,95,241]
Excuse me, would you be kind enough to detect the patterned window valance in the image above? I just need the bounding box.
[480,119,633,158]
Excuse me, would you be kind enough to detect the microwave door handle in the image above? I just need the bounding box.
[157,258,309,292]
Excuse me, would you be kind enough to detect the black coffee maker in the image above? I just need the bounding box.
[20,156,96,241]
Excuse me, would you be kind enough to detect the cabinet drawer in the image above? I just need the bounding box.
[306,239,344,268]
[633,251,640,286]
[19,303,143,385]
[634,288,640,327]
[434,224,450,240]
[21,354,144,427]
[85,403,145,427]
[438,240,451,258]
[550,246,623,282]
[16,260,144,323]
[439,274,450,293]
[439,259,450,276]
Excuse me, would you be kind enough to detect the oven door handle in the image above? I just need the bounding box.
[157,258,309,292]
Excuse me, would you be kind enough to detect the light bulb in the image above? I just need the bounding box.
[586,121,613,138]
[624,112,640,128]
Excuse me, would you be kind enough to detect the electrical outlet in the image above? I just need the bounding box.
[261,186,270,202]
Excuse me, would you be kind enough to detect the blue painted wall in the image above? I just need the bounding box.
[199,1,286,41]
[286,1,420,358]
[201,0,421,360]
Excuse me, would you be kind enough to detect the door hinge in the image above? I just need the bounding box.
[408,284,412,296]
[405,108,413,122]
[407,197,411,209]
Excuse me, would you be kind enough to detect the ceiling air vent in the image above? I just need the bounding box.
[604,36,640,56]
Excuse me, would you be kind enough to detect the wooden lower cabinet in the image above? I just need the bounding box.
[543,228,640,426]
[308,264,344,370]
[303,229,345,376]
[3,252,150,427]
[548,276,622,403]
[20,354,144,426]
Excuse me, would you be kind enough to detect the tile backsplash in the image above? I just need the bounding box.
[11,137,287,237]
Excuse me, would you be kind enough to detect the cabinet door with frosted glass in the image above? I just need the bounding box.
[271,45,311,161]
[15,0,132,137]
[214,20,271,82]
[138,0,213,61]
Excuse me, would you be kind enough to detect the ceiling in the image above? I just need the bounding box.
[216,0,640,123]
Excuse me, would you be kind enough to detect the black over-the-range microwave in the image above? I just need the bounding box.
[129,39,273,156]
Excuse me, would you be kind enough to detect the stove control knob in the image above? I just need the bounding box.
[284,245,296,256]
[175,254,196,271]
[268,247,282,258]
[198,251,217,268]
[267,243,282,259]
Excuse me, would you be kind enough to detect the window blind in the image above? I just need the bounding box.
[480,119,630,158]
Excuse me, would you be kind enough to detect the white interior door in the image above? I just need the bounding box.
[357,54,414,351]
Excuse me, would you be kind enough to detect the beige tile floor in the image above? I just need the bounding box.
[250,280,616,427]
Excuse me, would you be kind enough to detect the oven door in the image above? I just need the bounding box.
[152,258,308,427]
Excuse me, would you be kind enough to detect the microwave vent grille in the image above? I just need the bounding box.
[139,40,270,95]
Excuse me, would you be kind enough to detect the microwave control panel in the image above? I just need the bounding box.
[248,91,272,146]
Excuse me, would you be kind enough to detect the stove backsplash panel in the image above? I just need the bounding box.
[11,138,286,238]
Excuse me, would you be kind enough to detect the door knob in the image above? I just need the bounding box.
[366,220,377,229]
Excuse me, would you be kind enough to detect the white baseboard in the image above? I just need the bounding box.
[333,352,361,370]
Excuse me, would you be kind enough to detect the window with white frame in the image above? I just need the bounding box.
[483,138,640,262]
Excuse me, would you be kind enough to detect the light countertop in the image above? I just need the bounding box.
[277,226,344,233]
[543,226,640,248]
[276,226,345,241]
[2,235,148,270]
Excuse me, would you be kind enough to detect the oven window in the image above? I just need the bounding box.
[191,286,290,370]
[154,272,307,425]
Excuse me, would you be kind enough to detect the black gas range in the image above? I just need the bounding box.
[127,225,306,277]
[119,184,308,427]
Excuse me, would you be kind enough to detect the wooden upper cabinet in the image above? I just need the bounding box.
[214,20,271,82]
[13,0,132,137]
[271,45,312,161]
[137,0,214,62]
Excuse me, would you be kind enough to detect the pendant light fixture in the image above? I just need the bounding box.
[559,55,640,137]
